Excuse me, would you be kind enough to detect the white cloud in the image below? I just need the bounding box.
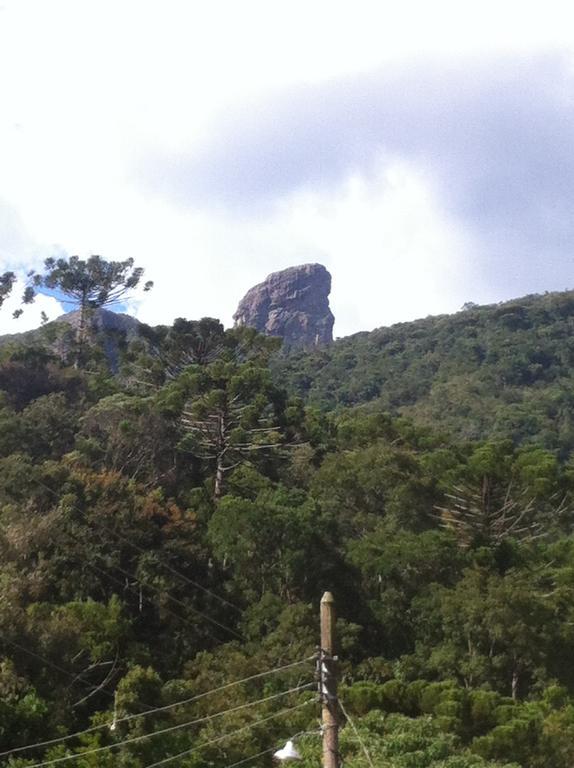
[122,160,471,336]
[279,163,471,334]
[0,280,63,335]
[0,0,573,337]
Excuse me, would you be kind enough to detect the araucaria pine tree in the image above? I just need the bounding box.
[33,255,153,365]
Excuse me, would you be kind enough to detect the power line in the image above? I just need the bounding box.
[0,657,315,759]
[218,744,278,768]
[2,525,234,728]
[44,519,226,648]
[85,548,239,642]
[5,471,245,717]
[88,559,219,634]
[36,478,244,618]
[2,637,116,704]
[338,699,376,768]
[96,518,244,615]
[108,557,243,641]
[3,630,156,715]
[144,698,317,768]
[3,549,215,717]
[4,555,211,717]
[32,480,244,642]
[16,685,316,768]
[218,729,316,768]
[84,558,223,646]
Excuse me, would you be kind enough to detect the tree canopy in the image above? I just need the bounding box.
[35,254,153,311]
[2,289,574,766]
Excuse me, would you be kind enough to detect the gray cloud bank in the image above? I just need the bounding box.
[143,53,574,301]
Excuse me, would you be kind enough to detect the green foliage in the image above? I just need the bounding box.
[274,290,574,454]
[0,660,48,749]
[0,270,36,319]
[3,306,574,766]
[321,711,518,768]
[174,355,289,500]
[208,486,335,602]
[34,255,153,311]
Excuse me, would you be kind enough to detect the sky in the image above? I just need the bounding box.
[1,0,574,337]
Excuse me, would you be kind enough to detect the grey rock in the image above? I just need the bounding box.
[0,308,144,372]
[54,307,142,336]
[54,308,143,371]
[233,263,334,347]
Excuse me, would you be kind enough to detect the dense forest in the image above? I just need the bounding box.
[3,266,574,767]
[275,290,574,455]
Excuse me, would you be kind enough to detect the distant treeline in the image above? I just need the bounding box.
[275,290,574,455]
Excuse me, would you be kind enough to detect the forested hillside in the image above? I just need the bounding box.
[275,290,574,455]
[3,288,574,767]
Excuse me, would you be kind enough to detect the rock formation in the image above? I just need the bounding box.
[55,307,142,337]
[0,308,143,372]
[233,263,334,347]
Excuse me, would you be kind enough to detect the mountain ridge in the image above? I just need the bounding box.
[4,283,574,454]
[3,282,572,349]
[273,287,574,453]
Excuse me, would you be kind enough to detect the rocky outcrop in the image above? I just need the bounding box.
[233,264,334,347]
[0,308,144,372]
[55,308,143,371]
[55,307,142,337]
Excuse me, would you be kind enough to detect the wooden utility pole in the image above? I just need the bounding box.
[320,591,339,768]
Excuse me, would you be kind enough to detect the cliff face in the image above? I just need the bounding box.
[233,264,334,347]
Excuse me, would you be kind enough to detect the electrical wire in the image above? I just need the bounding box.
[85,550,235,643]
[15,685,316,768]
[34,481,244,642]
[94,518,244,615]
[2,532,232,721]
[3,540,205,714]
[2,637,116,704]
[87,559,220,636]
[218,728,318,768]
[2,454,312,767]
[143,698,318,768]
[339,698,376,768]
[1,540,214,715]
[218,744,278,768]
[0,505,232,728]
[0,656,316,759]
[3,628,156,716]
[37,477,243,615]
[108,557,243,640]
[84,559,224,647]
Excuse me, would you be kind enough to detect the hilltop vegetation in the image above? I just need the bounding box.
[3,281,574,766]
[275,290,574,454]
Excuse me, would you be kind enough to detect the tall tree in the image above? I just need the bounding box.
[434,443,565,547]
[434,477,546,548]
[32,255,153,364]
[177,359,285,501]
[144,318,227,385]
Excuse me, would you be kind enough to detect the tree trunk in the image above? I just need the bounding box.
[214,454,224,502]
[511,668,519,701]
[213,410,227,502]
[75,298,87,369]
